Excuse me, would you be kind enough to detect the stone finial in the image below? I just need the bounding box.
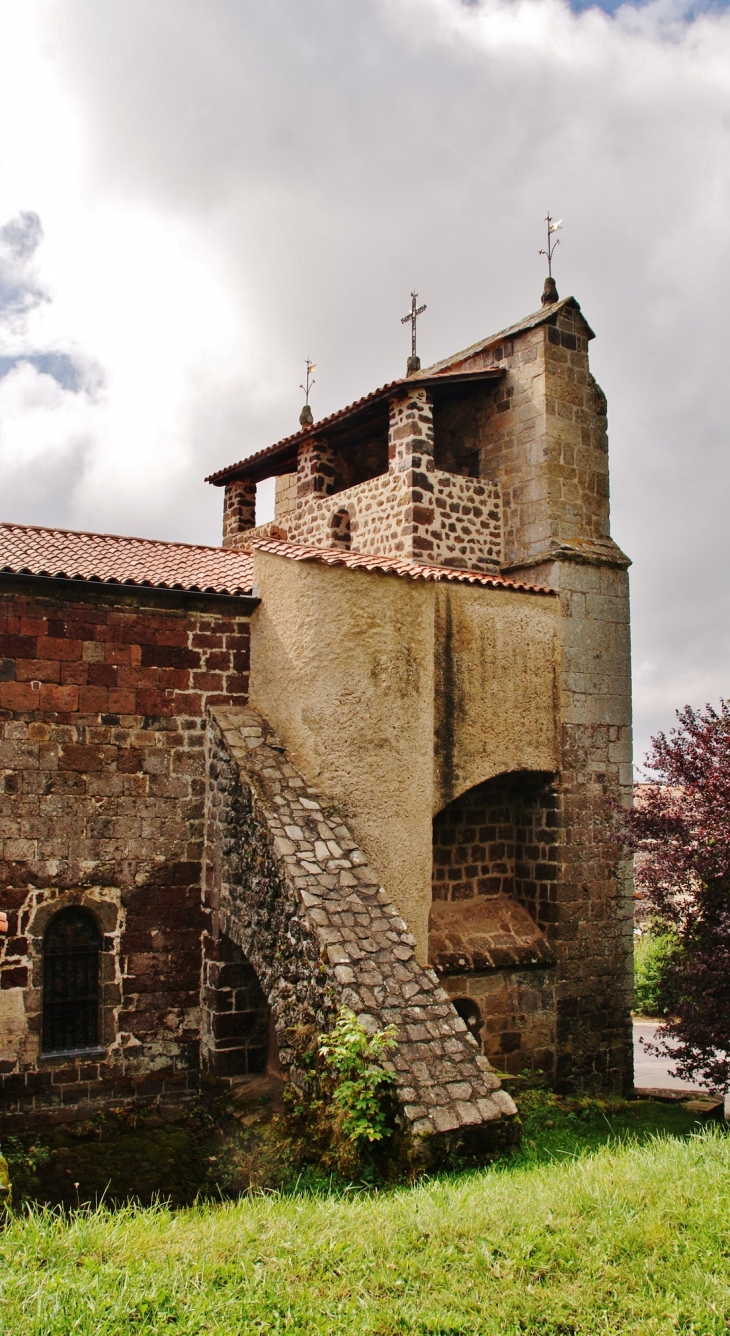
[406,354,421,376]
[299,404,314,428]
[542,276,559,306]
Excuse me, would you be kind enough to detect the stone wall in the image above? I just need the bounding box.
[222,480,256,549]
[204,706,518,1157]
[429,773,558,1076]
[236,465,501,574]
[523,557,634,1092]
[274,473,298,522]
[0,578,253,1123]
[291,466,501,572]
[440,967,556,1077]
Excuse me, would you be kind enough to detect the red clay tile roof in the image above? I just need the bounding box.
[0,521,255,597]
[205,368,504,486]
[250,537,555,595]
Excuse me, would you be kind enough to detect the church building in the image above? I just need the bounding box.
[0,279,634,1156]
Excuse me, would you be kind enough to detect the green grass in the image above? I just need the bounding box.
[2,1125,730,1334]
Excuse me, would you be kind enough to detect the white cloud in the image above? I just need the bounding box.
[0,0,728,762]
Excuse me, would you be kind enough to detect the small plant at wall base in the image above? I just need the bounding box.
[319,1007,398,1147]
[620,700,730,1091]
[282,1007,399,1181]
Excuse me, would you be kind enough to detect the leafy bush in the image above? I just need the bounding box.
[633,929,682,1016]
[318,1007,397,1146]
[281,1007,400,1181]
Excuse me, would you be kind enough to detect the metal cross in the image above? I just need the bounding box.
[401,291,427,361]
[299,358,316,406]
[539,214,562,278]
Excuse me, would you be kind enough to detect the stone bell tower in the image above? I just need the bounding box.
[428,280,634,1090]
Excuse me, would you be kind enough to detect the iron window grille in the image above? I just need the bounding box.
[42,907,101,1054]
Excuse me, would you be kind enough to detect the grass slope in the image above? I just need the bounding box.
[2,1129,730,1334]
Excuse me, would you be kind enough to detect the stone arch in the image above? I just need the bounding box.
[201,932,275,1079]
[330,507,352,549]
[429,771,559,1077]
[451,995,483,1045]
[431,770,559,930]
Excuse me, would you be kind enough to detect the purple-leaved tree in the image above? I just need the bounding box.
[622,700,730,1092]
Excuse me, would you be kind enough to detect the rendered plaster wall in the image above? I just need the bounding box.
[249,551,435,956]
[0,579,252,1121]
[433,582,558,812]
[249,550,558,961]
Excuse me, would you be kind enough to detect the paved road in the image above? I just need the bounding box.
[633,1021,702,1092]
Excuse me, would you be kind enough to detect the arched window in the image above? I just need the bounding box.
[42,907,101,1054]
[452,997,483,1047]
[330,508,352,549]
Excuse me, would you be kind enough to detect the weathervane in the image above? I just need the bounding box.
[539,214,562,306]
[401,291,427,374]
[299,358,316,427]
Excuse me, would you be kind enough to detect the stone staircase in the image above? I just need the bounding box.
[204,706,518,1162]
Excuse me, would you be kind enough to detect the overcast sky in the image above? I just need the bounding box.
[0,0,728,766]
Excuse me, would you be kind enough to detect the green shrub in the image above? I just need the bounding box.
[634,928,682,1016]
[318,1007,397,1146]
[281,1007,400,1181]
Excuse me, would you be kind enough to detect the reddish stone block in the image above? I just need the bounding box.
[224,675,249,697]
[0,634,38,658]
[140,644,198,670]
[0,681,39,709]
[58,743,106,772]
[77,686,109,712]
[192,672,223,692]
[36,637,83,662]
[107,688,136,712]
[1,965,28,988]
[60,661,89,686]
[117,748,143,773]
[192,633,224,649]
[88,663,118,687]
[15,659,60,683]
[18,618,47,637]
[134,690,172,716]
[203,651,230,672]
[40,684,79,712]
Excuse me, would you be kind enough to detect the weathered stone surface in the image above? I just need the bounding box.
[0,580,253,1123]
[204,705,517,1153]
